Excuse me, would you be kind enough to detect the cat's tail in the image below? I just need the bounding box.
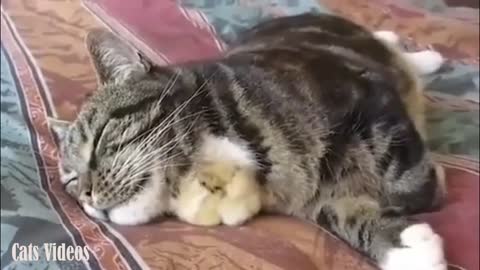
[373,30,445,141]
[402,51,444,75]
[373,31,445,75]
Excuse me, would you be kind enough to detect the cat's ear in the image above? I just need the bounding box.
[86,29,152,85]
[47,117,71,142]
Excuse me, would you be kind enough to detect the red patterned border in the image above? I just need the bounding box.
[82,0,222,64]
[434,154,479,175]
[81,0,169,66]
[5,1,477,268]
[1,11,132,270]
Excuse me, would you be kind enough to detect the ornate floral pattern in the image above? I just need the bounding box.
[1,0,478,269]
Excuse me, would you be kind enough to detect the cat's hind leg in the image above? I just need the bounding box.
[313,197,446,270]
[381,224,445,270]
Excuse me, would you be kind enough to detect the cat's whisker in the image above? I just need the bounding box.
[111,122,176,177]
[115,131,178,178]
[120,119,200,181]
[154,71,180,105]
[109,74,185,171]
[115,111,203,178]
[121,134,190,180]
[148,70,215,134]
[113,108,201,176]
[117,138,183,180]
[141,109,205,149]
[123,152,186,181]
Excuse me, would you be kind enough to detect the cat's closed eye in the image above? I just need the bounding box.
[61,169,79,186]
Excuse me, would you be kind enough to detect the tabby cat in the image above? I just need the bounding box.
[50,14,448,270]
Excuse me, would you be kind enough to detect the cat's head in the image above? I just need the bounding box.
[49,30,193,222]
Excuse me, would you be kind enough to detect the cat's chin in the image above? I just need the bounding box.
[81,200,163,226]
[106,203,160,225]
[82,203,109,221]
[107,182,171,225]
[78,177,171,225]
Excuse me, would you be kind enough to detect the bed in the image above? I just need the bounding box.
[1,0,478,269]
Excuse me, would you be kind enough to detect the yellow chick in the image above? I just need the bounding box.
[175,161,262,226]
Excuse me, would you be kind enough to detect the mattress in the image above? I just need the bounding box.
[1,0,478,269]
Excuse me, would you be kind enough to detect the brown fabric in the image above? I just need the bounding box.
[320,0,479,63]
[111,218,375,270]
[445,0,479,8]
[2,0,99,121]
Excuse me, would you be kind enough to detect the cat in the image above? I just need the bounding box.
[50,14,448,270]
[175,30,444,227]
[54,29,443,228]
[54,29,443,229]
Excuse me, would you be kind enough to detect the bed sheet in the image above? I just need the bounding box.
[1,0,478,269]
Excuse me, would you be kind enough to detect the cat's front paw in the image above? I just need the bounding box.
[380,223,446,270]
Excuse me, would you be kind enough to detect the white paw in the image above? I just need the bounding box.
[404,50,445,75]
[107,174,167,225]
[374,31,400,45]
[381,223,447,270]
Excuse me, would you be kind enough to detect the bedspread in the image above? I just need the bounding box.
[1,0,478,269]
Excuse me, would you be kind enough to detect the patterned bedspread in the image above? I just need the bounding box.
[1,0,478,269]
